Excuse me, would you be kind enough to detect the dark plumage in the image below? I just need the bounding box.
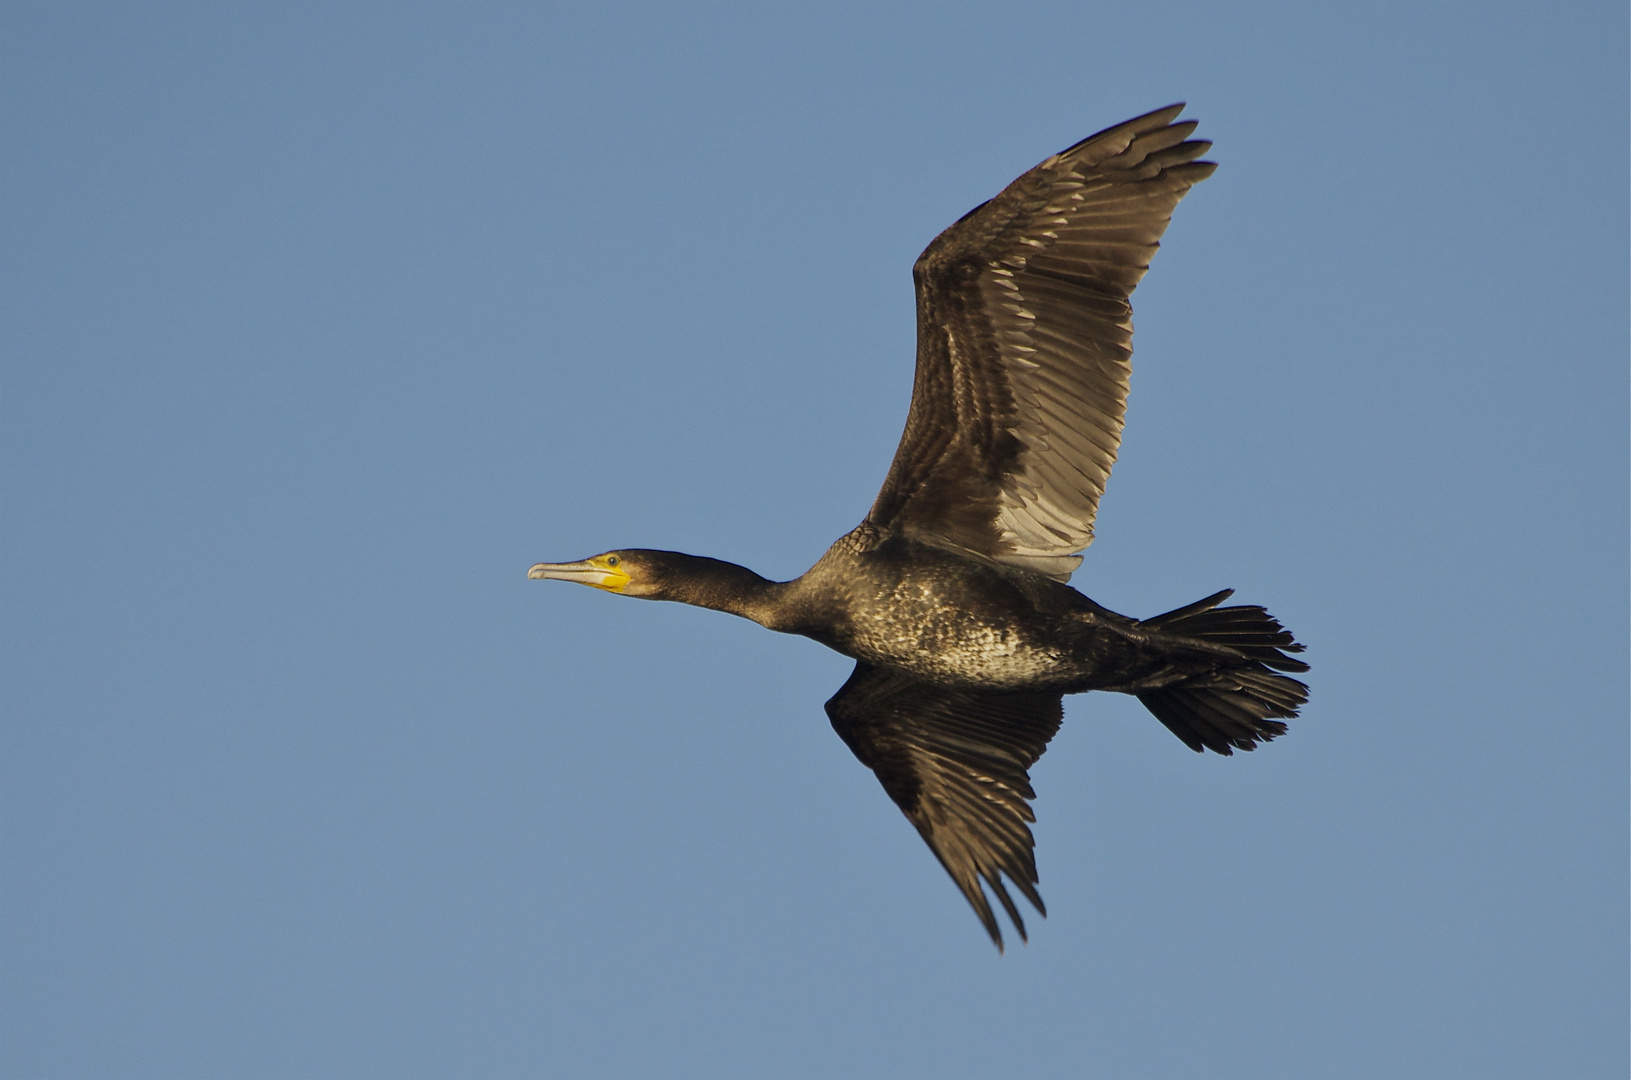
[530,105,1308,949]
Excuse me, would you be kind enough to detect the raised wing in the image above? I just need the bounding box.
[824,662,1064,950]
[867,105,1216,581]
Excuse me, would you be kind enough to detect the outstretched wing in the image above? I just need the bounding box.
[824,662,1064,950]
[868,105,1216,582]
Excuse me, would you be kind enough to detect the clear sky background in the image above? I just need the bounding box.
[4,3,1626,1078]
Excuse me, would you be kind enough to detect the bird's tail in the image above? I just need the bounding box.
[1136,589,1309,755]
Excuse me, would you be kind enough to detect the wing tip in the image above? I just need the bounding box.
[1059,102,1192,159]
[958,866,1048,953]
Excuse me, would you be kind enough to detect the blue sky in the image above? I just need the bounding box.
[4,2,1626,1077]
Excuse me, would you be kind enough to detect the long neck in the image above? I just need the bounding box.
[652,553,795,630]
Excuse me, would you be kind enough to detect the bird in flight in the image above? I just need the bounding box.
[530,105,1308,950]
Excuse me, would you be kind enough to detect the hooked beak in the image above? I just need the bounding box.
[527,559,630,593]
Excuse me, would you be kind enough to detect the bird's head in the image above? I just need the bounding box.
[528,548,778,616]
[527,550,663,597]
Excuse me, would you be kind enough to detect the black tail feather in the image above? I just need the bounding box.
[1138,590,1309,755]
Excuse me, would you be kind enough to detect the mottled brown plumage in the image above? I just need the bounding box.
[530,106,1308,950]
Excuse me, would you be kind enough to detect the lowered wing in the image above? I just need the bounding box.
[825,662,1064,950]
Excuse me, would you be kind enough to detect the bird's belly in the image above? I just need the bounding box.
[839,596,1068,690]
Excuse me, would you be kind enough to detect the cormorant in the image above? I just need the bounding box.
[530,105,1308,950]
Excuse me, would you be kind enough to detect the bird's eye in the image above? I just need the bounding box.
[606,556,620,567]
